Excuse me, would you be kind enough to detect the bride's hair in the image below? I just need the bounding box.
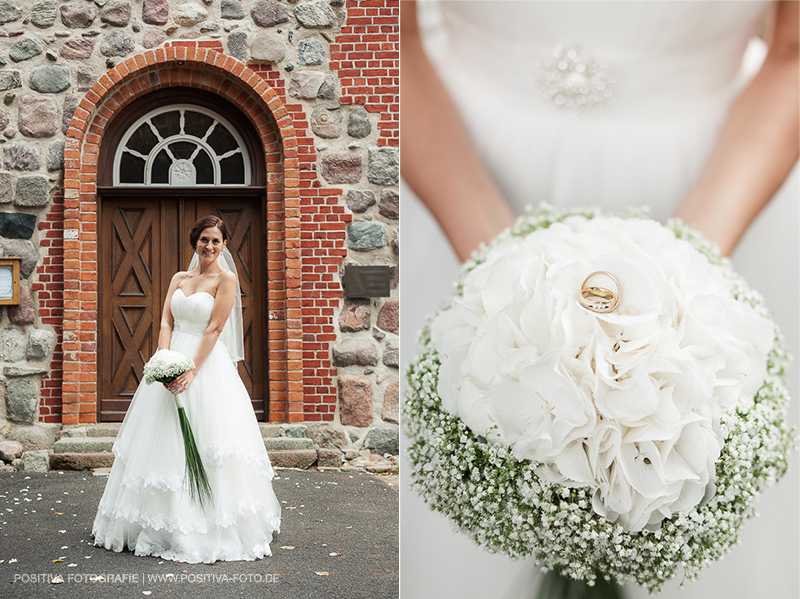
[189,215,230,249]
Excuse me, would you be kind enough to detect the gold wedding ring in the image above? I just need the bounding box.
[579,271,621,314]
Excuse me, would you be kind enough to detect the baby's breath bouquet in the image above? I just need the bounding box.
[405,205,793,597]
[143,348,212,509]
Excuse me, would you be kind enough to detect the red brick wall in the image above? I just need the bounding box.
[331,0,399,147]
[35,191,65,423]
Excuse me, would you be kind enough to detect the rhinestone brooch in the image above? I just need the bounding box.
[539,44,615,115]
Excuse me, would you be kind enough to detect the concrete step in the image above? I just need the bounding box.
[53,437,116,453]
[54,436,315,454]
[62,424,313,443]
[47,449,327,471]
[50,452,114,471]
[263,437,314,451]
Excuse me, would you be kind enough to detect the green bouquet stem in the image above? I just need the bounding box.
[536,570,626,599]
[171,391,213,510]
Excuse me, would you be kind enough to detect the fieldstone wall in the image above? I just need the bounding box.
[0,0,399,450]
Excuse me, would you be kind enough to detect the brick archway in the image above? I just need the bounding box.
[61,46,303,425]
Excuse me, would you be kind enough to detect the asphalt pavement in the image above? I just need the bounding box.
[0,469,398,599]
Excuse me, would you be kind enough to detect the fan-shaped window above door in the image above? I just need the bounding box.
[114,105,252,186]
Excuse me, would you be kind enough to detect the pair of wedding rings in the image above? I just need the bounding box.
[579,271,621,314]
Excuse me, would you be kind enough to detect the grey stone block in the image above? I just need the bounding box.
[28,66,71,93]
[0,0,21,24]
[9,39,43,63]
[99,31,134,57]
[6,423,59,450]
[31,1,58,28]
[363,427,398,456]
[221,0,244,20]
[6,376,38,424]
[316,447,343,468]
[15,175,50,207]
[0,172,12,203]
[368,147,399,185]
[347,222,386,251]
[297,39,324,66]
[279,423,308,438]
[47,140,65,171]
[294,0,335,28]
[332,338,379,367]
[4,142,41,171]
[27,329,54,360]
[227,30,248,62]
[4,364,48,377]
[347,109,370,139]
[18,449,50,472]
[306,423,350,450]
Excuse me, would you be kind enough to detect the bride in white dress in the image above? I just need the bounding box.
[401,1,798,597]
[93,215,281,563]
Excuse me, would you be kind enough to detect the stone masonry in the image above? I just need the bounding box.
[0,0,399,458]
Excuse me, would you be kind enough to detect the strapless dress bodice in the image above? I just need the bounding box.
[171,288,214,336]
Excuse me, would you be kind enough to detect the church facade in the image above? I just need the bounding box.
[0,0,399,450]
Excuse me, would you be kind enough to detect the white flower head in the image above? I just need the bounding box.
[431,214,774,531]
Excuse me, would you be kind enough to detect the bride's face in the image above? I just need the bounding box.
[195,226,227,265]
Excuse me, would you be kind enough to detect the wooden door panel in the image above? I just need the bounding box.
[99,196,267,421]
[100,201,170,420]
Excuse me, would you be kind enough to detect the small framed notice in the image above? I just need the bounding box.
[0,258,20,305]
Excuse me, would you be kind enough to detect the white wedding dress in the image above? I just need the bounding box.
[401,1,798,598]
[93,288,281,563]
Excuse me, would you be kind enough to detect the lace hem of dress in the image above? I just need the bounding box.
[111,443,275,492]
[92,533,276,563]
[94,498,282,536]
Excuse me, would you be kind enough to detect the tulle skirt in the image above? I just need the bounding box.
[92,330,281,563]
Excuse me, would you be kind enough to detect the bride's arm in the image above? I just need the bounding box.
[166,271,236,393]
[401,0,514,261]
[674,0,799,256]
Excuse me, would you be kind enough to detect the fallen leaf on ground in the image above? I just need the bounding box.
[51,575,64,584]
[280,546,295,550]
[8,559,17,564]
[315,571,330,576]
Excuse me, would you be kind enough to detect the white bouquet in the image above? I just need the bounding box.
[405,205,793,595]
[143,349,212,509]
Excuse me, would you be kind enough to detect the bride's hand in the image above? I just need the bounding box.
[164,369,197,394]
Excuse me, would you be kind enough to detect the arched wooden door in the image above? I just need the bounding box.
[96,91,269,421]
